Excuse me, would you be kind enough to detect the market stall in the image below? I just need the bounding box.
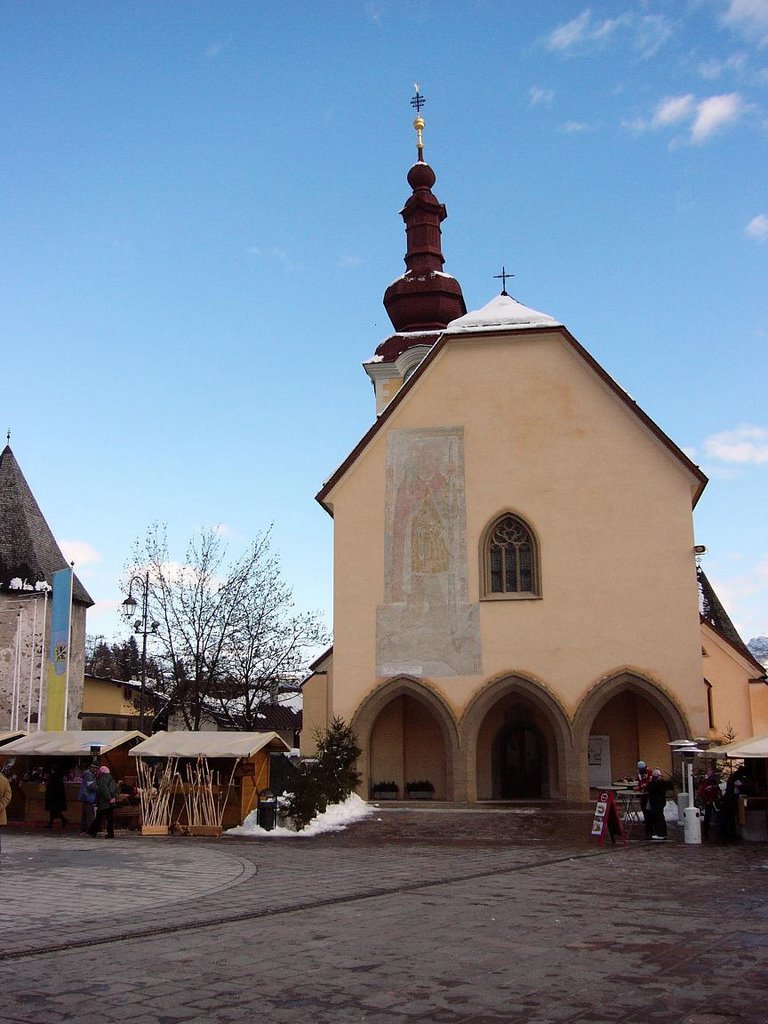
[129,730,291,836]
[700,733,768,841]
[0,730,147,826]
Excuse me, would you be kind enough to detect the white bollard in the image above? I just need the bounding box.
[683,805,702,844]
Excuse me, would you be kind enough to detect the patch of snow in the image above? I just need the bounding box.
[224,792,375,839]
[664,799,680,823]
[445,293,561,332]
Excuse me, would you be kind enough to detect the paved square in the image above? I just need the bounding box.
[1,807,766,1024]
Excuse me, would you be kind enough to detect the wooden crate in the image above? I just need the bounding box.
[141,824,169,836]
[187,825,223,837]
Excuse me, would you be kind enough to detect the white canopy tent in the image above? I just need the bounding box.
[0,730,146,757]
[0,730,26,747]
[129,730,289,759]
[703,734,768,759]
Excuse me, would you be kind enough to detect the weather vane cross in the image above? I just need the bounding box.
[494,266,514,295]
[410,83,425,113]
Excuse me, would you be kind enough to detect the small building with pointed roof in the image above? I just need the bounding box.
[0,443,92,730]
[302,100,766,802]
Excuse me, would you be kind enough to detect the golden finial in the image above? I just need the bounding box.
[411,82,425,160]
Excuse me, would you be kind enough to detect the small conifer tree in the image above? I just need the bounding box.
[287,716,361,829]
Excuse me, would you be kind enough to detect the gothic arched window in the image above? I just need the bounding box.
[482,513,540,598]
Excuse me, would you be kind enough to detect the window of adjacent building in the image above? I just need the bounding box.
[705,679,714,730]
[482,513,540,598]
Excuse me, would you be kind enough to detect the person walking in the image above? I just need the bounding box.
[78,760,99,833]
[88,765,119,839]
[646,768,671,840]
[44,764,68,829]
[0,769,11,862]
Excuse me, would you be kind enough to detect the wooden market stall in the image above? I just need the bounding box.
[0,730,147,826]
[701,733,768,842]
[129,730,291,836]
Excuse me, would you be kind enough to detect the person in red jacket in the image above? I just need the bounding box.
[697,770,720,840]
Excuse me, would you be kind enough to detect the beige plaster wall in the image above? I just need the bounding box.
[327,328,706,739]
[701,624,763,742]
[300,671,329,757]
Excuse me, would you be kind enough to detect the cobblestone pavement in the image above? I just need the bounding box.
[1,806,766,1024]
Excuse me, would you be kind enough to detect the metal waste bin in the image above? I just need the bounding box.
[683,805,702,844]
[257,791,276,831]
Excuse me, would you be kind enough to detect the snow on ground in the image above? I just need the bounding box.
[225,792,375,838]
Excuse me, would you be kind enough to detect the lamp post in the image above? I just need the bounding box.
[121,572,159,734]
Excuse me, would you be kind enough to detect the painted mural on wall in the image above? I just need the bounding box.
[377,427,481,677]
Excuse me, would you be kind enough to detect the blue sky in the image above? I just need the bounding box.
[2,1,767,649]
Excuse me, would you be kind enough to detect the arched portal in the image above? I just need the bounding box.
[462,676,572,801]
[351,677,459,800]
[574,672,690,792]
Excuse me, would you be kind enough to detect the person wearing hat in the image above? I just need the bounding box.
[635,760,653,839]
[88,765,120,839]
[78,760,99,833]
[646,768,671,840]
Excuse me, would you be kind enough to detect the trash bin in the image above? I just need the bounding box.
[257,791,276,831]
[683,805,702,844]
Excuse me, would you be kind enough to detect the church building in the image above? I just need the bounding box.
[302,103,767,802]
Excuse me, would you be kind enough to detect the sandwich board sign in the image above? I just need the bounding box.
[591,790,626,845]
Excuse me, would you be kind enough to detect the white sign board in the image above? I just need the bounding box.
[587,734,612,788]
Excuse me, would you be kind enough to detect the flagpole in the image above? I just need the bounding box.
[25,597,39,730]
[62,564,74,730]
[36,589,48,731]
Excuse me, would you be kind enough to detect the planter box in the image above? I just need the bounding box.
[371,791,399,800]
[141,824,169,836]
[187,825,223,837]
[406,791,434,800]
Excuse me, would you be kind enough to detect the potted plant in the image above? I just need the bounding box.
[370,780,399,800]
[405,780,435,800]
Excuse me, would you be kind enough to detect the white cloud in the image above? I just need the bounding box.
[338,254,363,267]
[58,540,101,567]
[708,559,768,639]
[698,52,748,79]
[654,94,696,126]
[366,2,383,25]
[703,425,768,464]
[547,9,592,51]
[629,91,745,143]
[745,212,768,239]
[559,121,592,133]
[205,39,231,59]
[546,9,671,57]
[690,92,744,142]
[722,0,768,47]
[529,85,555,107]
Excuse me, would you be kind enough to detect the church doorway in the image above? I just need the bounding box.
[492,720,547,799]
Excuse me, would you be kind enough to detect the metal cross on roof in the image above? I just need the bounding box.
[411,83,425,113]
[493,266,514,296]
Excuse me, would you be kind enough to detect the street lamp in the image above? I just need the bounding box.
[121,571,159,734]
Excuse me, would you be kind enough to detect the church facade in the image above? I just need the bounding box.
[303,118,767,802]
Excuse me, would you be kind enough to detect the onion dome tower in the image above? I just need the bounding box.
[365,86,466,413]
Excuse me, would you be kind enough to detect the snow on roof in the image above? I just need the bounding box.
[0,731,25,746]
[0,730,147,757]
[703,733,768,759]
[444,293,561,333]
[129,730,290,759]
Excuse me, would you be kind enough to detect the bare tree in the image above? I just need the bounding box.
[127,523,328,730]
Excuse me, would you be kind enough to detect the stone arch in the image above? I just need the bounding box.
[573,670,691,794]
[460,674,574,802]
[351,676,460,801]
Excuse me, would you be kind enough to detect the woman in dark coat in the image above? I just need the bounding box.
[44,764,68,828]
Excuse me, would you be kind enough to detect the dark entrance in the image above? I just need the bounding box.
[492,720,547,798]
